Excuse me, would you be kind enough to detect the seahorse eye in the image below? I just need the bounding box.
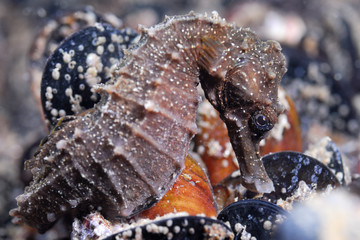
[250,112,274,134]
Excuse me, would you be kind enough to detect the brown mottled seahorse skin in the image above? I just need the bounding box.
[10,12,286,233]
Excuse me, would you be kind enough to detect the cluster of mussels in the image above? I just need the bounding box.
[10,8,358,240]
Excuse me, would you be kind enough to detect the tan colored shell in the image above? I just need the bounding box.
[10,12,286,233]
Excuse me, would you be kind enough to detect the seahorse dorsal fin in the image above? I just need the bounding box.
[198,35,226,75]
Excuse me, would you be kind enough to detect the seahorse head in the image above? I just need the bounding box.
[225,39,286,137]
[199,28,287,193]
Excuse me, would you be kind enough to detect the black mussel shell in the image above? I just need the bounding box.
[218,199,286,240]
[30,8,122,67]
[104,216,234,240]
[29,8,125,121]
[41,23,137,125]
[248,151,340,202]
[323,139,346,185]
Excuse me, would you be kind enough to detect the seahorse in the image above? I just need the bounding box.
[10,12,286,232]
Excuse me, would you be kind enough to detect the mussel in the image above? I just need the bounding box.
[218,199,286,240]
[103,215,234,240]
[41,23,137,126]
[246,151,340,202]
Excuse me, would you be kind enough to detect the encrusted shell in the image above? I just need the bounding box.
[29,8,124,121]
[104,215,234,240]
[41,23,137,126]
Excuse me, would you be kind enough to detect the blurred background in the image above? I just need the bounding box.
[0,0,359,239]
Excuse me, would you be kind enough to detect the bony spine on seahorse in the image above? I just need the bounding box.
[10,11,286,233]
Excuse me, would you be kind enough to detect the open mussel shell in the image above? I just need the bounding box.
[248,151,340,202]
[138,155,217,219]
[70,155,217,239]
[194,100,239,186]
[103,216,234,240]
[218,199,286,240]
[41,23,137,126]
[260,90,303,155]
